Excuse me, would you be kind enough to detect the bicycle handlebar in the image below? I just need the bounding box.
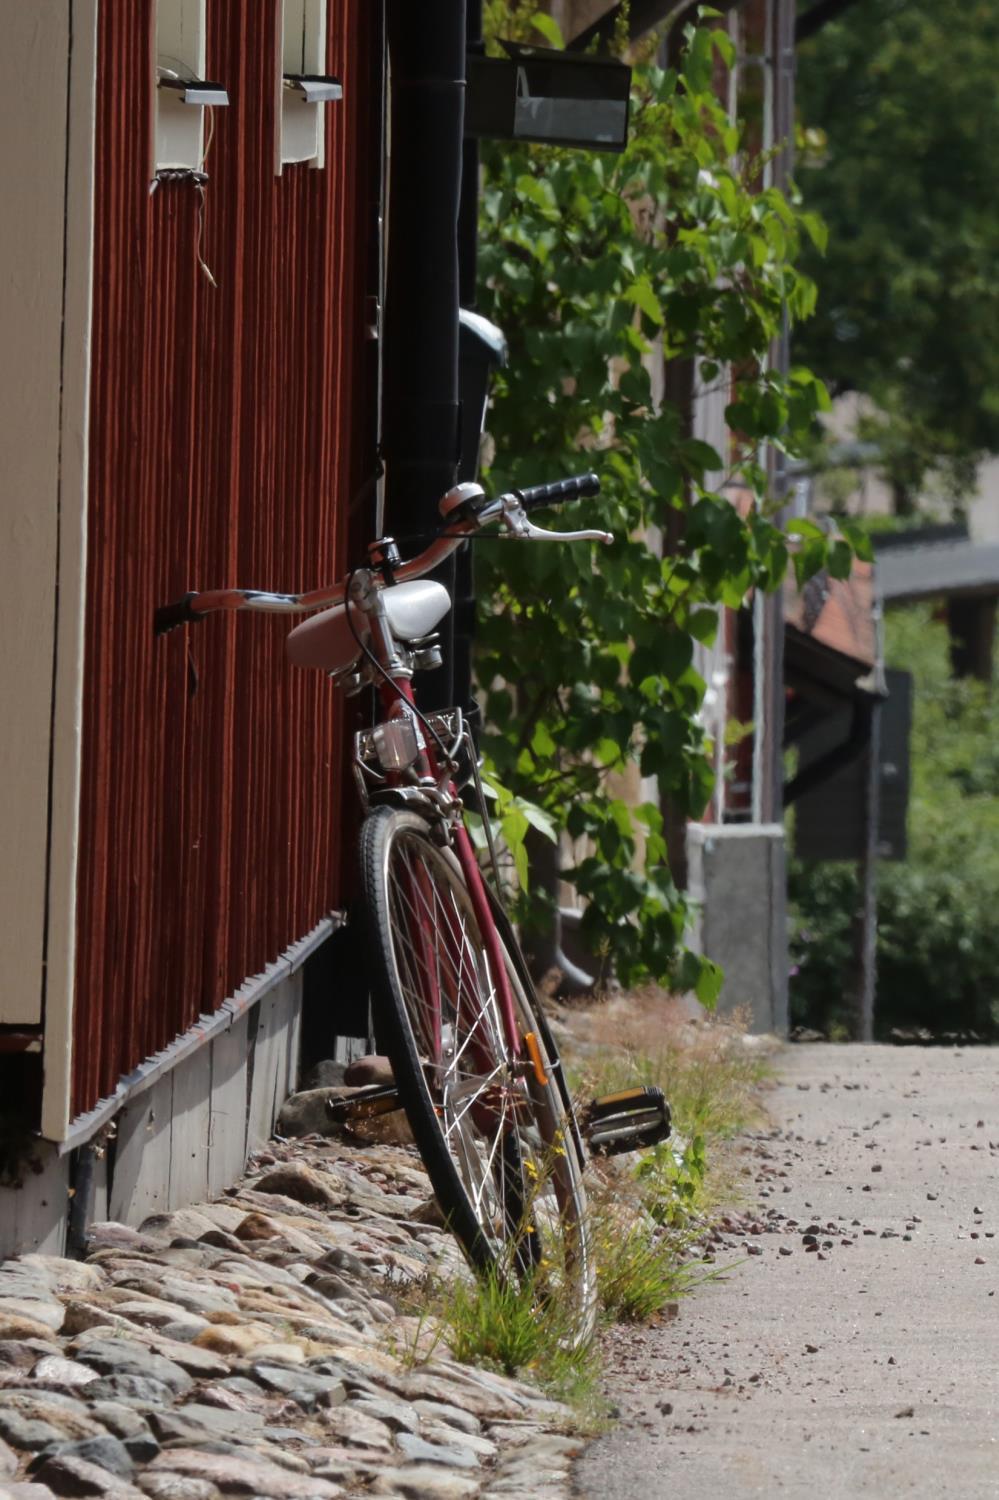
[153,592,205,637]
[154,470,606,634]
[514,471,601,511]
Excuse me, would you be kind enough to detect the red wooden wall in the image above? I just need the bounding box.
[72,1,377,1118]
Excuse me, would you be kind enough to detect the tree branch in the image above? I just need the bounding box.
[567,0,742,54]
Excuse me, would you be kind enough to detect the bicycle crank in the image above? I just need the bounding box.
[581,1085,672,1156]
[325,1084,403,1123]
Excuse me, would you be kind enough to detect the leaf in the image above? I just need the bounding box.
[517,797,558,843]
[695,957,723,1008]
[531,721,557,758]
[623,275,664,326]
[800,211,828,254]
[687,608,718,645]
[785,517,826,540]
[827,538,853,580]
[529,12,564,48]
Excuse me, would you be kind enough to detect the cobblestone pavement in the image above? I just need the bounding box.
[0,1118,584,1499]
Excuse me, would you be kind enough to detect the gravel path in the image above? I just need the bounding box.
[575,1042,999,1500]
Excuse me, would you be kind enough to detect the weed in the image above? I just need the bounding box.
[570,993,770,1147]
[635,1133,708,1227]
[560,992,766,1318]
[395,1267,608,1426]
[385,1275,448,1371]
[593,1212,724,1323]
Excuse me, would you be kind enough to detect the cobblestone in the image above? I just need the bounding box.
[0,1124,581,1496]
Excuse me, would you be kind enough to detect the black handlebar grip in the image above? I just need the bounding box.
[515,472,601,512]
[154,593,204,637]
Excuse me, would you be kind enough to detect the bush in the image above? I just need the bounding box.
[789,605,999,1037]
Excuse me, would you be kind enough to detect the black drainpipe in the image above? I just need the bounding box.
[452,0,484,719]
[382,1,467,713]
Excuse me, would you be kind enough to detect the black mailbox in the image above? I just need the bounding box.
[466,43,631,153]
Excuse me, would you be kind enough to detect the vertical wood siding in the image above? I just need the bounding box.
[73,1,376,1118]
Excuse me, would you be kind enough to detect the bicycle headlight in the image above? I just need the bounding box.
[372,718,421,771]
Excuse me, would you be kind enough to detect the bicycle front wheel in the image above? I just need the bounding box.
[359,806,595,1336]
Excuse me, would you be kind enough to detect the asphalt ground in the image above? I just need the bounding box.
[574,1042,999,1500]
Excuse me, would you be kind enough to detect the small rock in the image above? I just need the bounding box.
[975,1256,986,1265]
[19,1258,105,1296]
[278,1089,358,1139]
[250,1363,347,1409]
[351,1394,422,1434]
[415,1403,482,1440]
[318,1406,395,1452]
[148,1405,261,1446]
[343,1056,396,1088]
[0,1391,104,1440]
[313,1248,367,1279]
[137,1477,223,1500]
[253,1164,340,1208]
[346,1111,415,1147]
[0,1414,69,1451]
[79,1373,177,1408]
[30,1357,101,1391]
[301,1060,349,1090]
[369,1464,480,1498]
[232,1213,279,1243]
[395,1432,479,1469]
[29,1436,135,1481]
[0,1338,58,1370]
[69,1340,194,1397]
[0,1311,63,1342]
[0,1434,19,1476]
[190,1323,277,1359]
[147,1448,342,1498]
[28,1454,146,1498]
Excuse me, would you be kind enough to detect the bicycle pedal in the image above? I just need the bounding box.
[582,1086,672,1156]
[326,1085,403,1122]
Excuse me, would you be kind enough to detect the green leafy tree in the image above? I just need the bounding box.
[795,0,999,509]
[473,16,849,992]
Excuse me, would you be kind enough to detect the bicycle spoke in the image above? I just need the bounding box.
[363,807,596,1339]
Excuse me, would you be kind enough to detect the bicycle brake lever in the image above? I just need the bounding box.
[499,499,613,546]
[505,519,614,545]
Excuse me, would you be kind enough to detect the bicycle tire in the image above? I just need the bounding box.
[359,805,596,1337]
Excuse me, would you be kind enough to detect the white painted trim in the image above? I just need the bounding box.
[41,0,100,1142]
[276,0,329,173]
[154,0,208,173]
[56,912,343,1152]
[0,4,92,1030]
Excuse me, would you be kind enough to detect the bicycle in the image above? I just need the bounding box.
[155,471,670,1337]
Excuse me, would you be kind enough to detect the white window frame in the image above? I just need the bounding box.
[154,0,227,175]
[277,0,336,173]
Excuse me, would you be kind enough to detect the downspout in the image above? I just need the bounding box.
[381,2,467,713]
[451,0,484,719]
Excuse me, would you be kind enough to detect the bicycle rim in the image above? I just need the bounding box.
[360,806,596,1337]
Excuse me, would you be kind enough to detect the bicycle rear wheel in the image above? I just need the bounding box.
[359,806,595,1337]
